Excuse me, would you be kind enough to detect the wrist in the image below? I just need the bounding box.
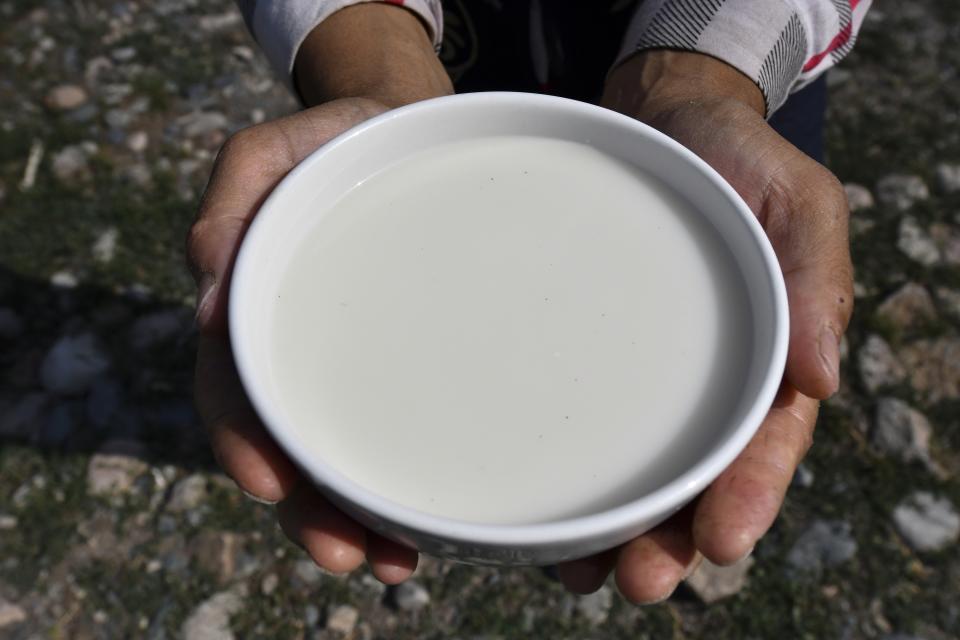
[601,50,766,123]
[294,3,453,108]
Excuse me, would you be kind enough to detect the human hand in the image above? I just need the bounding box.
[555,51,854,602]
[189,97,429,584]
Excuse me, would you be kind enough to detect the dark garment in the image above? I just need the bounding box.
[440,0,826,163]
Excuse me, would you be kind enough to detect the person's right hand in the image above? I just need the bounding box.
[189,97,431,584]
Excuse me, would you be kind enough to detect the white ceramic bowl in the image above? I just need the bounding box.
[229,92,788,565]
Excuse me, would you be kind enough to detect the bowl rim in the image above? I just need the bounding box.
[229,91,789,547]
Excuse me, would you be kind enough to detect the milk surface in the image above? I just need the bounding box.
[271,136,751,525]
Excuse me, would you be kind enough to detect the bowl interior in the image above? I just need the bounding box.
[230,93,786,540]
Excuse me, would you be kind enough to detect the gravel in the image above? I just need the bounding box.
[874,283,937,331]
[897,217,941,266]
[685,556,754,604]
[40,333,111,395]
[844,183,875,211]
[393,580,431,612]
[935,162,960,192]
[857,335,907,393]
[44,83,88,110]
[575,585,613,625]
[877,174,930,211]
[872,398,935,469]
[326,604,359,635]
[787,520,858,576]
[892,492,960,552]
[181,589,244,640]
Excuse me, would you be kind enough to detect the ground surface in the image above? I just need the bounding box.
[1,1,959,639]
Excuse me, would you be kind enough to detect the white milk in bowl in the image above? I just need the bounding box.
[271,135,752,525]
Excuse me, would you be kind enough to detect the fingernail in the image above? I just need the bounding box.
[637,587,676,606]
[735,545,755,564]
[195,273,217,325]
[242,488,278,505]
[818,325,841,393]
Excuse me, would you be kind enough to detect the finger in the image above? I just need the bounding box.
[196,335,299,502]
[277,486,367,574]
[614,505,698,605]
[366,532,419,585]
[693,384,818,564]
[186,98,388,333]
[557,547,619,594]
[763,162,854,399]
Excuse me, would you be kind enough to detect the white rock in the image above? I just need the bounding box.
[40,333,110,395]
[935,163,960,193]
[0,598,27,629]
[293,559,323,585]
[260,573,278,596]
[178,111,229,138]
[326,605,359,635]
[45,84,88,111]
[877,174,929,211]
[111,46,136,62]
[51,145,90,183]
[575,585,613,625]
[182,589,244,640]
[0,515,17,530]
[127,130,149,153]
[50,270,79,289]
[893,492,960,552]
[787,520,857,576]
[92,227,119,263]
[167,474,208,512]
[87,450,147,496]
[685,556,754,603]
[935,287,960,322]
[872,398,935,468]
[844,183,875,211]
[897,217,940,266]
[857,335,907,393]
[393,580,430,611]
[875,283,937,331]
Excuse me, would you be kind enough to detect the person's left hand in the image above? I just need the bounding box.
[555,51,854,602]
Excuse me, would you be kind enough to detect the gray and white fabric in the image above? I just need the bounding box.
[236,0,870,116]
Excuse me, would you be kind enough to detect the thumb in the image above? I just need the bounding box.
[187,98,389,333]
[762,162,854,399]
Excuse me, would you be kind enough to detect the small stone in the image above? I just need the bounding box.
[260,573,278,596]
[875,283,937,331]
[935,287,960,322]
[685,556,754,603]
[792,463,815,488]
[87,449,148,496]
[877,174,929,211]
[844,183,874,211]
[935,163,960,193]
[857,335,907,393]
[178,111,229,138]
[326,605,359,635]
[575,585,612,625]
[130,309,188,350]
[0,308,23,339]
[898,338,960,403]
[897,217,940,266]
[786,519,858,576]
[872,398,934,468]
[293,559,323,585]
[231,45,254,62]
[199,12,242,31]
[181,589,244,640]
[0,393,49,439]
[167,474,208,512]
[929,223,960,266]
[392,580,430,611]
[127,130,149,153]
[51,144,91,183]
[40,333,110,395]
[92,227,119,263]
[0,514,17,530]
[892,491,960,552]
[304,604,320,628]
[45,84,88,111]
[50,270,79,289]
[111,46,136,62]
[105,108,133,130]
[190,531,242,583]
[0,598,27,629]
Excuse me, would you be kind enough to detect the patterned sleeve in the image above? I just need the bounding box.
[235,0,444,92]
[615,0,872,116]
